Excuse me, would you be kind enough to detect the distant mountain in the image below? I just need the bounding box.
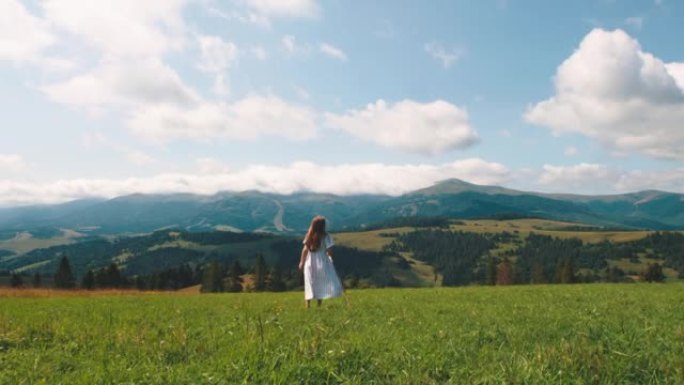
[0,178,683,236]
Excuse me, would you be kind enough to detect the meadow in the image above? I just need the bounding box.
[2,284,684,384]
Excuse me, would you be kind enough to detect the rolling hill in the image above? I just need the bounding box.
[0,179,682,240]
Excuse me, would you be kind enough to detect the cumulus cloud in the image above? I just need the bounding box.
[325,99,478,155]
[245,0,319,19]
[536,163,684,194]
[0,158,510,205]
[196,158,231,174]
[10,1,311,144]
[424,42,463,69]
[126,95,317,142]
[41,0,187,58]
[538,163,616,189]
[0,154,27,173]
[0,0,54,62]
[11,0,203,119]
[319,43,347,61]
[206,7,270,29]
[197,35,238,73]
[42,59,199,113]
[196,35,238,96]
[525,28,684,160]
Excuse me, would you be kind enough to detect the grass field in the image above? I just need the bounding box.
[2,284,684,384]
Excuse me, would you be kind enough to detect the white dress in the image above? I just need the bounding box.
[303,233,343,300]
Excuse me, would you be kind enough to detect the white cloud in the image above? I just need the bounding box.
[424,42,463,69]
[125,150,157,166]
[319,43,347,61]
[281,35,309,55]
[245,0,319,19]
[564,146,578,156]
[41,59,199,113]
[3,0,320,148]
[539,163,615,188]
[525,29,684,160]
[615,168,684,193]
[196,35,238,97]
[666,63,684,90]
[0,154,27,173]
[536,163,684,194]
[197,35,238,73]
[41,0,187,58]
[206,7,270,29]
[282,35,297,53]
[4,157,684,205]
[127,95,317,142]
[0,158,510,205]
[196,158,231,174]
[326,99,478,155]
[624,16,644,30]
[0,0,54,62]
[80,131,157,166]
[81,131,108,149]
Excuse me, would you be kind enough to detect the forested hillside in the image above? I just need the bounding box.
[2,218,683,291]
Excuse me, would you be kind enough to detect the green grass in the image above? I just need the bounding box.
[2,284,684,384]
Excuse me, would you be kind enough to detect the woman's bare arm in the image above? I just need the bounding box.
[298,245,308,270]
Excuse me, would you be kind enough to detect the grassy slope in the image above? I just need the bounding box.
[335,219,663,287]
[0,230,82,255]
[447,219,654,243]
[334,219,655,252]
[1,284,683,384]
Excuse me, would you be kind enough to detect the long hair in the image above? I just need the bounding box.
[304,216,327,252]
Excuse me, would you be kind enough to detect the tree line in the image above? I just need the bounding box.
[4,229,678,290]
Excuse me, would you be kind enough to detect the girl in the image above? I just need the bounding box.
[298,216,343,308]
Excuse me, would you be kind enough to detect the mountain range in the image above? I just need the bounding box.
[1,179,683,237]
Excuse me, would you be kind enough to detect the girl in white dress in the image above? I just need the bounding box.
[298,216,343,308]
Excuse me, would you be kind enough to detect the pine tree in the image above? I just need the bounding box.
[485,255,497,285]
[10,273,23,288]
[106,263,122,288]
[496,257,513,285]
[54,255,76,289]
[32,272,41,288]
[267,265,286,292]
[554,259,564,283]
[560,257,575,284]
[200,261,224,293]
[94,268,108,288]
[135,276,146,291]
[81,270,95,290]
[253,254,267,291]
[225,260,244,292]
[642,263,665,282]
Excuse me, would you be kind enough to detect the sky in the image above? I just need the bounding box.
[1,0,684,205]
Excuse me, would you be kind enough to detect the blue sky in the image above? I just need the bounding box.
[1,0,684,205]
